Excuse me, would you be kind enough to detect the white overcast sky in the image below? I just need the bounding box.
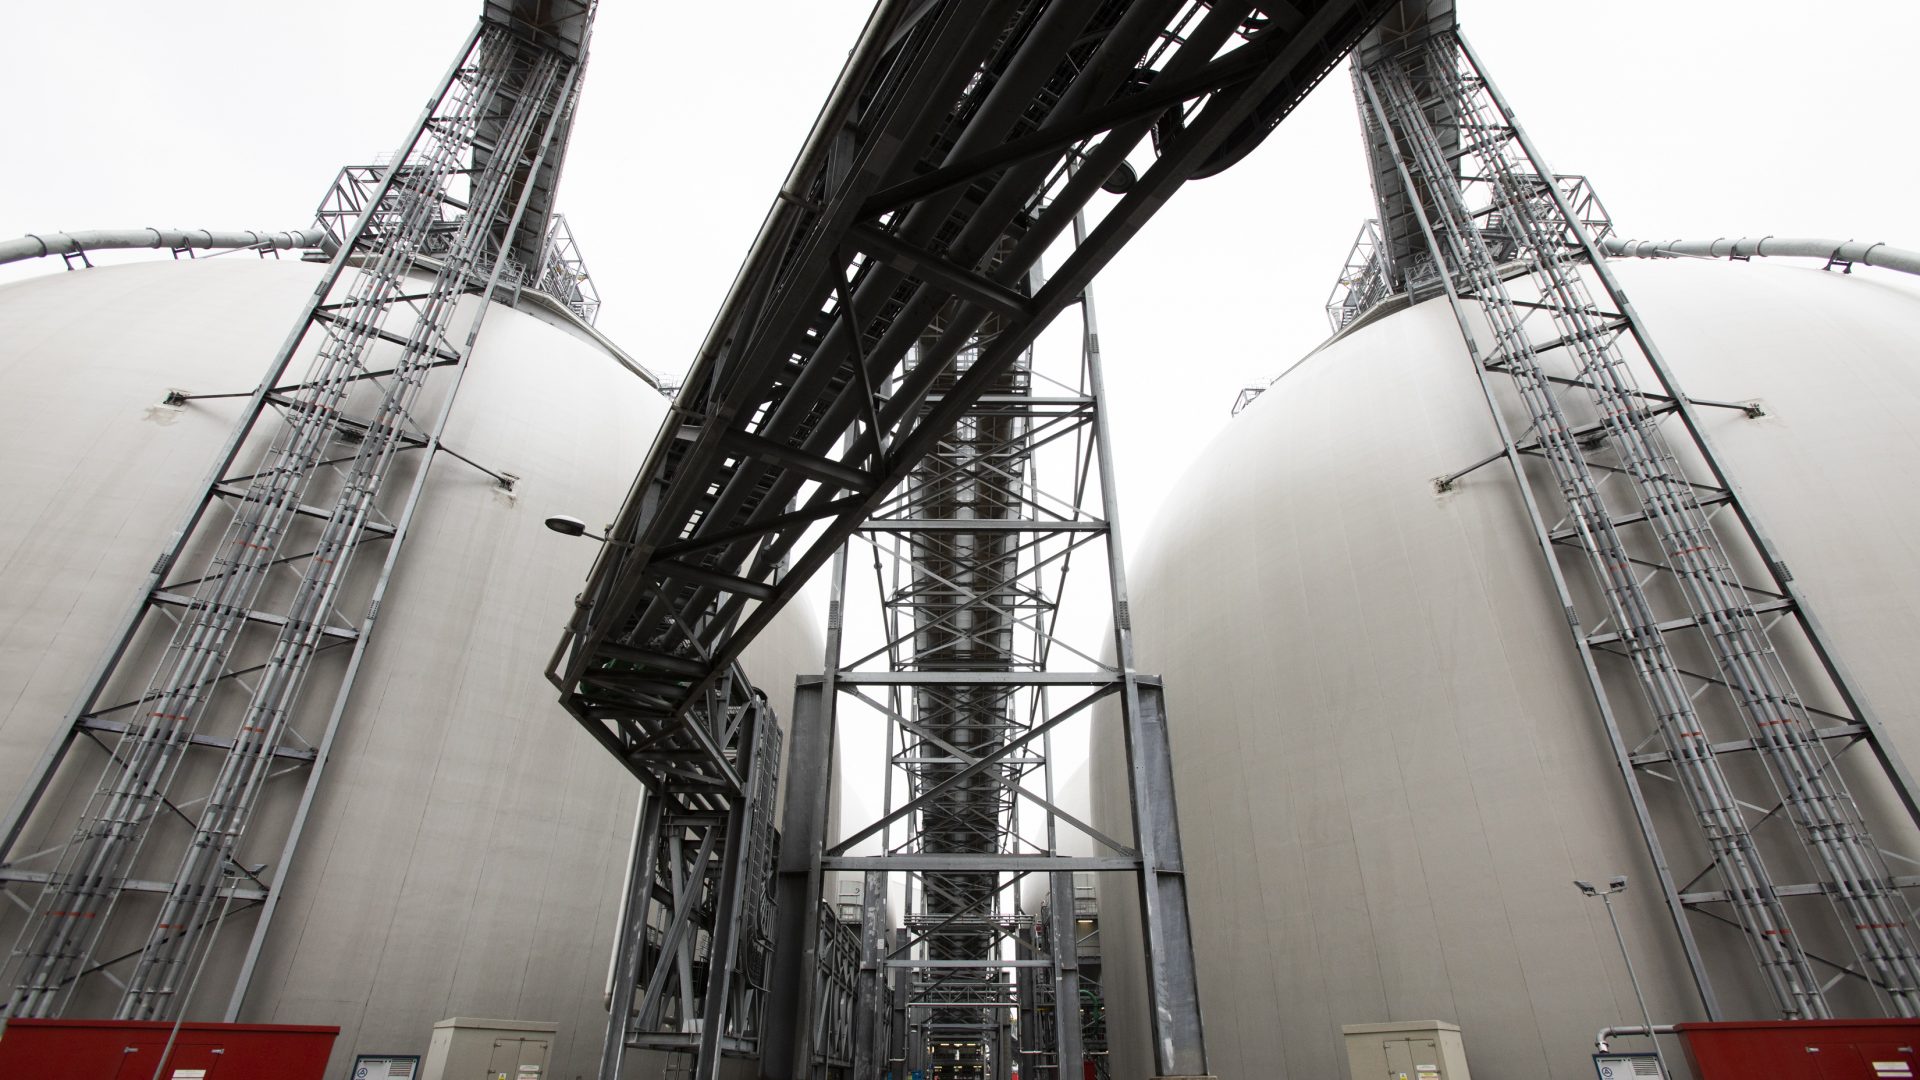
[5,0,1919,548]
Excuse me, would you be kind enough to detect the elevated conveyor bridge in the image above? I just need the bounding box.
[548,3,1401,1078]
[549,0,1390,819]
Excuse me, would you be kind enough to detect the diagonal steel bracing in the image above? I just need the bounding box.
[765,235,1205,1080]
[1353,19,1920,1019]
[598,679,785,1080]
[550,6,1401,1076]
[0,3,594,1022]
[549,0,1395,791]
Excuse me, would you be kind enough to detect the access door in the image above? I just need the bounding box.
[1385,1038,1444,1080]
[485,1035,551,1080]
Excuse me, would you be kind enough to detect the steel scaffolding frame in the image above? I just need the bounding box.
[550,0,1393,793]
[1353,23,1920,1019]
[1017,873,1107,1080]
[536,213,602,325]
[1325,218,1389,332]
[0,5,592,1022]
[767,235,1194,1080]
[598,677,789,1080]
[885,306,1049,1079]
[549,6,1399,1078]
[317,171,600,326]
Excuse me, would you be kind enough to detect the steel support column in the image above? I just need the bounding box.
[1047,871,1085,1080]
[763,678,838,1080]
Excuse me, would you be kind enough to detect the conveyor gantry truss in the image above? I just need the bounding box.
[797,264,1118,1080]
[547,2,1400,1078]
[0,1,593,1022]
[1353,15,1920,1020]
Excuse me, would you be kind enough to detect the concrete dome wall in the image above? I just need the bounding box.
[1090,258,1920,1079]
[0,258,823,1076]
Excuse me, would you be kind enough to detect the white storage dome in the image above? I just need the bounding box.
[0,257,822,1076]
[1092,256,1920,1079]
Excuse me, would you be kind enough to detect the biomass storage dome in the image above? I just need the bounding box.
[0,256,822,1076]
[1091,255,1920,1079]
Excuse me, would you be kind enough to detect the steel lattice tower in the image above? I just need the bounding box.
[793,253,1151,1080]
[549,3,1402,1079]
[1350,7,1920,1020]
[0,2,594,1022]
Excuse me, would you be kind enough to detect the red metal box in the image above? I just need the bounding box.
[1678,1019,1920,1080]
[0,1018,338,1080]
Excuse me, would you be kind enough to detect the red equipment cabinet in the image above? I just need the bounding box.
[1677,1019,1920,1080]
[0,1018,338,1079]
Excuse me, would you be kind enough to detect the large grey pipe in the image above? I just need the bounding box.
[1603,235,1920,278]
[0,227,329,268]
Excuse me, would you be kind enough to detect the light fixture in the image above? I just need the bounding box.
[544,514,588,537]
[545,514,615,543]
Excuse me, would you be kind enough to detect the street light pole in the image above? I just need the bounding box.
[1578,877,1670,1077]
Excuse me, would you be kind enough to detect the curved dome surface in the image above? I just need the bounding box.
[1092,257,1920,1079]
[0,258,822,1076]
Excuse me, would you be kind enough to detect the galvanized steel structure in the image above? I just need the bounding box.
[0,0,594,1022]
[1017,875,1108,1079]
[809,261,1139,1080]
[546,2,1402,1077]
[1350,5,1920,1019]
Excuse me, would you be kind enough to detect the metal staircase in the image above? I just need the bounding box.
[1353,21,1920,1018]
[1,5,593,1021]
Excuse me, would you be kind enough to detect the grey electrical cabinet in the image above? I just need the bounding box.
[419,1017,557,1080]
[1343,1021,1473,1080]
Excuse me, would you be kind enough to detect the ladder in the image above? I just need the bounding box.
[1354,27,1920,1017]
[2,14,590,1020]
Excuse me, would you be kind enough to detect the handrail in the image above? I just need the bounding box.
[1603,235,1920,278]
[0,227,328,268]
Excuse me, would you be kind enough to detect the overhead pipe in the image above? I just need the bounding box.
[1603,235,1920,279]
[0,227,329,268]
[1596,1023,1678,1054]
